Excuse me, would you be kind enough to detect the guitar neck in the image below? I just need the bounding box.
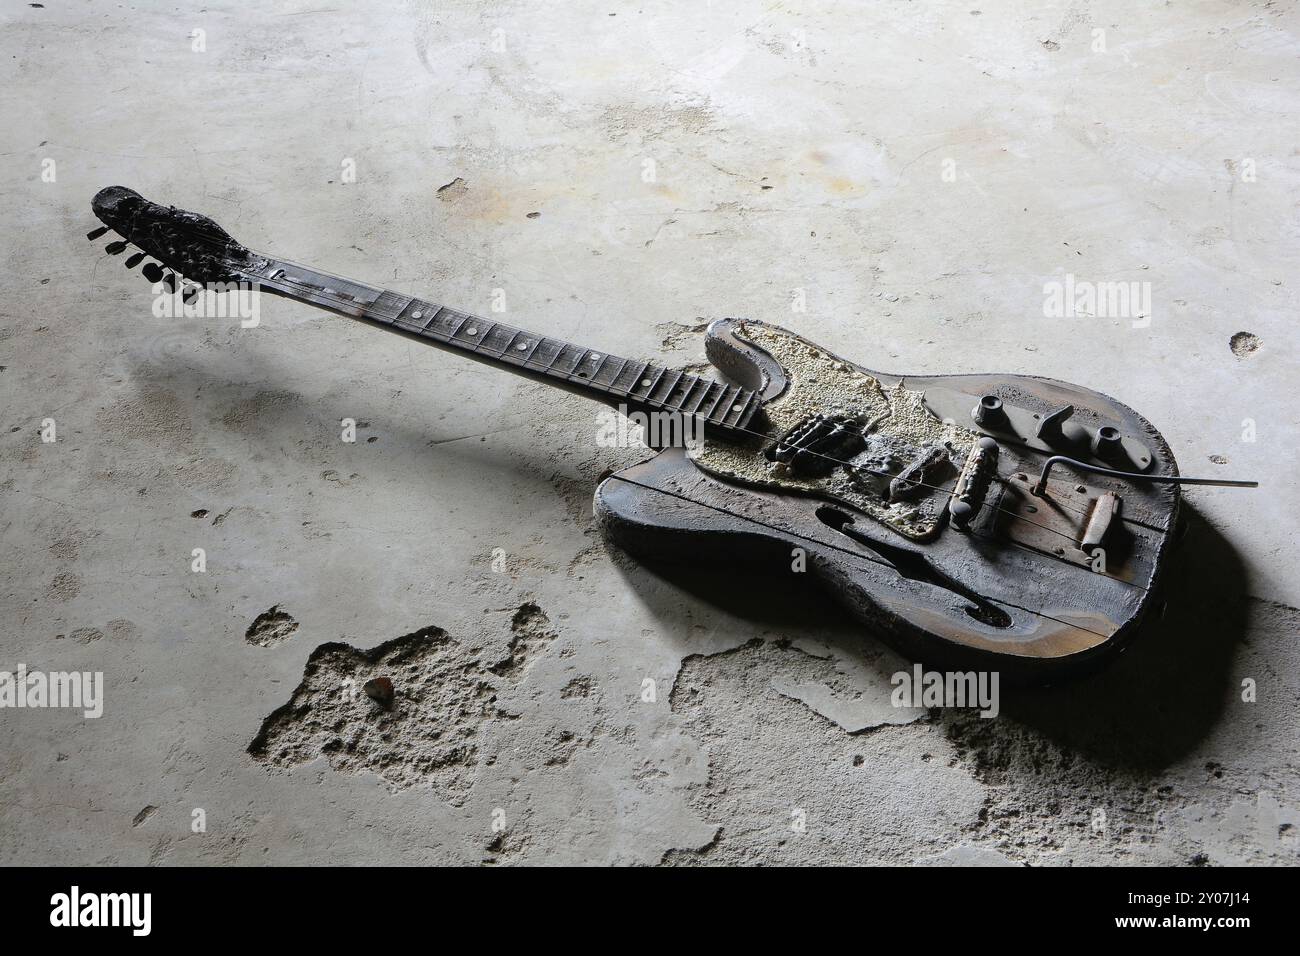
[244,255,760,433]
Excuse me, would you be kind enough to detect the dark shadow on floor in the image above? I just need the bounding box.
[610,502,1250,773]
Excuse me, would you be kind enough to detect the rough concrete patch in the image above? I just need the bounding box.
[483,808,535,864]
[1167,791,1300,866]
[1229,332,1260,358]
[46,572,81,602]
[436,177,468,201]
[936,594,1300,865]
[219,388,301,435]
[655,319,709,351]
[105,619,138,640]
[661,638,983,865]
[96,384,193,450]
[48,534,81,561]
[244,605,299,647]
[941,708,1163,862]
[771,674,922,733]
[69,627,104,644]
[600,102,716,142]
[560,675,595,699]
[489,603,557,682]
[484,827,532,862]
[660,827,723,866]
[248,626,497,800]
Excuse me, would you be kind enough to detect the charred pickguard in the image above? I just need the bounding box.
[690,323,980,541]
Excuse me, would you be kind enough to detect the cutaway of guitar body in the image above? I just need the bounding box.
[594,319,1182,683]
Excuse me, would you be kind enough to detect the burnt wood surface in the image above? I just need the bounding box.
[596,320,1181,683]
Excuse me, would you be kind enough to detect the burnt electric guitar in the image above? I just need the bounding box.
[88,186,1255,681]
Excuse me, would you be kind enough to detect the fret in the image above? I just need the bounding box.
[574,350,604,381]
[479,324,516,355]
[664,371,692,409]
[726,389,757,429]
[500,329,523,359]
[510,333,540,364]
[585,354,610,387]
[399,298,423,326]
[448,312,470,339]
[672,375,701,413]
[606,358,631,394]
[373,291,412,326]
[721,387,742,426]
[590,354,621,391]
[462,320,494,348]
[649,369,684,406]
[702,383,732,423]
[681,378,710,416]
[546,343,574,375]
[625,361,652,398]
[420,305,444,333]
[534,338,565,371]
[546,342,571,372]
[639,366,666,402]
[558,345,587,377]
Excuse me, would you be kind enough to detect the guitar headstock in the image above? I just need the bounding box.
[88,186,261,287]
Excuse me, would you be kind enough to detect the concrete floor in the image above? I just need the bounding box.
[2,0,1297,865]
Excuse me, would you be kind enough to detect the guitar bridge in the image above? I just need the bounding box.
[1001,472,1128,576]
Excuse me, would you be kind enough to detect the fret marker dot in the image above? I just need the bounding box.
[412,310,423,319]
[590,353,602,362]
[466,327,478,336]
[732,404,744,412]
[516,342,529,351]
[641,379,652,388]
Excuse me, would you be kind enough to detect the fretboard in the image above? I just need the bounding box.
[247,257,761,432]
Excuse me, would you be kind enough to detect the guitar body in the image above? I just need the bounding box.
[595,319,1181,682]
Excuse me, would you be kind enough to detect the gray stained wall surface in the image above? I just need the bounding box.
[1,0,1296,865]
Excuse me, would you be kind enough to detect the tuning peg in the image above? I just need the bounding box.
[87,226,109,241]
[104,240,128,255]
[124,251,145,269]
[141,262,165,284]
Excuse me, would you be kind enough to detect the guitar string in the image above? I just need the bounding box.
[275,277,1101,543]
[235,259,1104,534]
[244,268,1113,544]
[104,229,1146,544]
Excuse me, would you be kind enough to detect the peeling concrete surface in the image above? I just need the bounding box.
[2,0,1298,865]
[249,625,497,800]
[244,605,299,647]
